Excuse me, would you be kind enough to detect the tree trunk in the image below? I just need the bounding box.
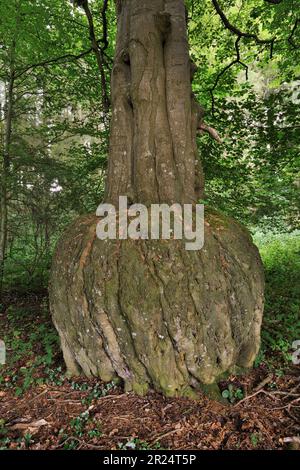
[50,0,264,398]
[105,0,204,206]
[0,69,14,299]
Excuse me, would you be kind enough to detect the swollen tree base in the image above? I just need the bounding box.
[49,208,264,398]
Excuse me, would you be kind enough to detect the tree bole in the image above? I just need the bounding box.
[105,0,203,206]
[50,209,264,397]
[49,0,264,397]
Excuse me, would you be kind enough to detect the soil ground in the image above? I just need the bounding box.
[0,292,299,450]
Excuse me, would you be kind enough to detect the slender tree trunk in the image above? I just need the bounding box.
[105,0,204,206]
[0,69,14,299]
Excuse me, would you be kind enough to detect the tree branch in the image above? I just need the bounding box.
[198,123,222,143]
[50,13,89,30]
[208,36,248,113]
[208,0,282,111]
[211,0,276,46]
[79,0,110,115]
[101,0,109,52]
[289,19,300,49]
[14,48,93,79]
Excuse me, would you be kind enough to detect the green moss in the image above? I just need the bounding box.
[200,382,224,401]
[180,385,199,400]
[130,381,149,396]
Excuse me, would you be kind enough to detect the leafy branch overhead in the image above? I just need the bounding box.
[208,0,299,110]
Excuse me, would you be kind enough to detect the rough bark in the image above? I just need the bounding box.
[50,0,264,397]
[50,209,264,397]
[105,0,204,206]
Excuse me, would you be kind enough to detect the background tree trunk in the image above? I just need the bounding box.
[0,67,14,299]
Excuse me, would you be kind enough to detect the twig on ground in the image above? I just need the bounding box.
[253,375,273,392]
[150,429,179,444]
[234,389,279,407]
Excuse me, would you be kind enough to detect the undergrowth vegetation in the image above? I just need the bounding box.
[254,231,300,372]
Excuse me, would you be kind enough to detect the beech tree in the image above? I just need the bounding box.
[1,0,297,397]
[49,0,266,398]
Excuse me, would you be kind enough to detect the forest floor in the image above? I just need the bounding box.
[0,288,299,451]
[1,230,299,451]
